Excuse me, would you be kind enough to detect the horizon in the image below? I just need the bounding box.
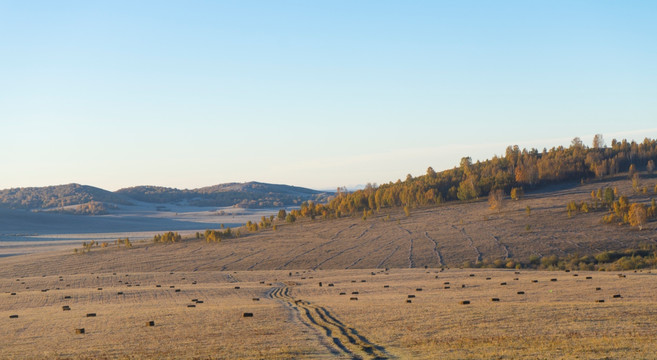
[2,1,656,191]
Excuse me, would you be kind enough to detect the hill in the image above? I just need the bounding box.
[116,181,330,208]
[0,182,331,211]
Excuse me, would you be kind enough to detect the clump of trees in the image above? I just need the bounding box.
[153,232,181,243]
[204,228,235,242]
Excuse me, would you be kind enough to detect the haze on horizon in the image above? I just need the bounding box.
[2,1,656,192]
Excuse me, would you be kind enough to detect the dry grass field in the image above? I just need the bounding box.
[2,268,656,359]
[2,177,657,358]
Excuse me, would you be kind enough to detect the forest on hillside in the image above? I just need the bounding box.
[288,136,657,220]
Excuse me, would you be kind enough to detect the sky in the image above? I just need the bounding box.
[1,1,656,191]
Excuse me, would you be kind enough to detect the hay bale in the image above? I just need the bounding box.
[175,289,181,293]
[234,286,240,289]
[243,312,254,317]
[460,300,470,305]
[86,313,96,317]
[383,285,390,288]
[406,299,412,303]
[469,274,475,277]
[75,328,85,334]
[10,293,16,296]
[514,271,520,275]
[596,287,601,291]
[252,298,260,301]
[62,306,71,311]
[196,300,204,304]
[9,315,18,319]
[444,282,450,285]
[97,288,103,290]
[416,288,423,291]
[565,270,570,273]
[613,294,622,298]
[517,291,525,295]
[146,321,155,327]
[532,280,538,283]
[328,283,334,287]
[444,286,451,289]
[407,295,416,298]
[491,298,500,302]
[318,282,322,287]
[117,292,124,295]
[41,289,48,292]
[485,277,491,280]
[169,286,175,288]
[513,278,519,281]
[586,276,592,280]
[156,285,161,288]
[63,295,71,299]
[339,292,346,295]
[461,284,466,288]
[550,279,557,282]
[350,297,358,301]
[352,291,359,295]
[187,304,196,308]
[500,282,507,286]
[596,299,605,303]
[573,274,579,277]
[361,280,366,283]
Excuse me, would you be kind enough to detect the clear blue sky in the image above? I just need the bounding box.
[1,1,656,191]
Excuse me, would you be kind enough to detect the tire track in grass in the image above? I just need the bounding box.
[220,248,267,271]
[424,232,445,267]
[396,226,414,268]
[277,224,357,270]
[452,225,481,263]
[268,285,393,359]
[492,236,510,260]
[312,234,380,270]
[376,245,400,269]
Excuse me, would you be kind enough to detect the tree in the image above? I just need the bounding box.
[488,189,504,211]
[571,137,583,148]
[592,134,605,149]
[647,160,655,174]
[628,203,647,230]
[510,187,523,201]
[277,209,287,221]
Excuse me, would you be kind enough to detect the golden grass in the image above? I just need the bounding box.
[2,268,656,359]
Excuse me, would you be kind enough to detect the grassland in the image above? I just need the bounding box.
[2,268,656,359]
[2,176,657,358]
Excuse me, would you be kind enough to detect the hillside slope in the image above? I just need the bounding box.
[2,175,655,276]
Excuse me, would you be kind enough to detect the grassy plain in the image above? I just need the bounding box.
[2,268,656,359]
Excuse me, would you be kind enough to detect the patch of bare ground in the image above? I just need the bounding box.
[1,268,656,359]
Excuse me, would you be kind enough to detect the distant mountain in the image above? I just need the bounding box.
[0,182,332,211]
[116,182,331,208]
[0,184,131,210]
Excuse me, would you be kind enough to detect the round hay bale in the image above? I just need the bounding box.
[339,292,346,295]
[550,279,557,282]
[517,291,525,295]
[62,306,71,311]
[97,288,103,290]
[75,328,85,334]
[243,312,254,317]
[613,294,622,298]
[416,288,423,291]
[187,304,196,308]
[596,299,605,303]
[351,291,359,295]
[156,285,161,288]
[9,315,18,319]
[460,300,470,305]
[117,292,124,295]
[86,313,96,317]
[586,276,592,280]
[146,321,155,327]
[485,277,491,280]
[234,286,240,289]
[444,282,450,285]
[64,296,71,299]
[532,280,538,283]
[596,287,601,291]
[407,295,416,298]
[328,283,334,287]
[406,299,412,303]
[252,298,260,301]
[350,297,358,301]
[469,274,475,277]
[444,286,450,289]
[318,282,322,287]
[500,282,507,286]
[383,285,389,288]
[196,300,204,304]
[10,293,16,296]
[175,289,181,293]
[491,298,500,302]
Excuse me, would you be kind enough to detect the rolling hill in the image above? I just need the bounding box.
[0,182,331,211]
